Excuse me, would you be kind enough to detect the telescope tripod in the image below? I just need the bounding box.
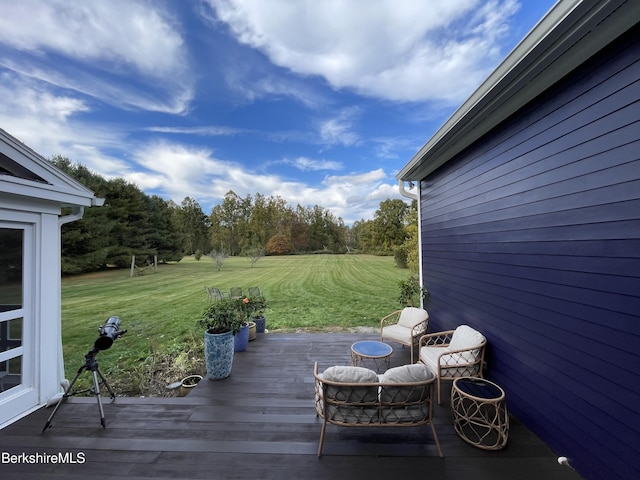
[42,347,116,432]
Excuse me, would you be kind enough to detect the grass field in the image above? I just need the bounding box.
[61,254,410,395]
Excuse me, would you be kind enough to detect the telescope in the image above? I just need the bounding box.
[43,316,126,432]
[94,316,127,351]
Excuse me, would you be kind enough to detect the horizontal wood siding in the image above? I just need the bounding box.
[419,25,640,480]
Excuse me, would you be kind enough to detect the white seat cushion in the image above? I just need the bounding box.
[381,324,413,344]
[420,346,477,378]
[419,347,444,375]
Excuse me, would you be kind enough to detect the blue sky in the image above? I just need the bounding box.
[0,0,556,223]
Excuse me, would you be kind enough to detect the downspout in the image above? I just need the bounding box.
[48,206,86,406]
[398,180,418,201]
[58,206,84,227]
[398,180,425,309]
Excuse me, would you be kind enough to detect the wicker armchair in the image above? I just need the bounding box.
[247,286,262,297]
[380,307,429,363]
[229,287,243,299]
[205,287,226,302]
[418,325,487,404]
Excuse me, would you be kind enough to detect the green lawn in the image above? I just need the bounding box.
[61,254,409,395]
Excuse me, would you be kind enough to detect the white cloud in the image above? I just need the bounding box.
[0,0,183,76]
[131,142,227,195]
[0,0,193,114]
[318,169,401,221]
[0,71,400,223]
[129,140,399,223]
[205,0,520,103]
[318,108,361,147]
[0,0,425,224]
[285,157,343,172]
[0,75,127,171]
[369,136,409,160]
[146,125,247,136]
[225,71,326,108]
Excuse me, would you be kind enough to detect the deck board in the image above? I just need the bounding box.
[0,332,582,479]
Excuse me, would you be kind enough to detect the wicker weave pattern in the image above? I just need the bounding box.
[418,329,487,404]
[313,363,443,457]
[380,309,429,363]
[451,378,509,450]
[438,349,484,377]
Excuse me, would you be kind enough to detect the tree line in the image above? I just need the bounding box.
[52,157,417,274]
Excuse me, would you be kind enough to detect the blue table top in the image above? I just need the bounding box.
[351,340,393,357]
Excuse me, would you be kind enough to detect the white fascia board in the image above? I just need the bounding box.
[0,176,99,207]
[0,129,103,206]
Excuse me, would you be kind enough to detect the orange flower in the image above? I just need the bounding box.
[243,297,249,304]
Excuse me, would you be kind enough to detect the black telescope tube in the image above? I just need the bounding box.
[94,316,122,350]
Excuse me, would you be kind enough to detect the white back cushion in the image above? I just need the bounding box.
[397,307,429,329]
[381,364,433,383]
[449,325,485,351]
[380,364,432,404]
[322,365,378,383]
[322,366,378,407]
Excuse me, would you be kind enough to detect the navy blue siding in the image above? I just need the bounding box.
[420,26,640,480]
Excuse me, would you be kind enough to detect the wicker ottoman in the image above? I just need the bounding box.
[451,377,509,450]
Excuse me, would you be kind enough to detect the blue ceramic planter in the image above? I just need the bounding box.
[234,323,250,352]
[204,329,234,380]
[254,316,266,333]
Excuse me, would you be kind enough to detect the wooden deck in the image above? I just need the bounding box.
[0,332,582,480]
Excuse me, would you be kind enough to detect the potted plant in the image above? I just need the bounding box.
[245,294,267,334]
[198,297,245,380]
[234,297,251,352]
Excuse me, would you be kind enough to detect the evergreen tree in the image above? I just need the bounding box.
[52,156,112,273]
[102,178,154,267]
[177,197,211,255]
[147,195,183,262]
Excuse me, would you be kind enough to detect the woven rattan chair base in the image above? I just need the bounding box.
[451,377,509,450]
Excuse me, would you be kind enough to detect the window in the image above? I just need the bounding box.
[0,228,24,392]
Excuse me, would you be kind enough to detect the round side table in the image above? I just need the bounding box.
[451,377,509,450]
[350,341,393,373]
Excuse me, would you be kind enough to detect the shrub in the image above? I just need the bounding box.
[398,275,429,307]
[394,245,408,268]
[198,297,245,335]
[266,234,292,255]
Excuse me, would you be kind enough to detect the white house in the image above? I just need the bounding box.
[0,128,103,428]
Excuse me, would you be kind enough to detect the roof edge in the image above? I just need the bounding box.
[397,0,640,181]
[0,128,103,207]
